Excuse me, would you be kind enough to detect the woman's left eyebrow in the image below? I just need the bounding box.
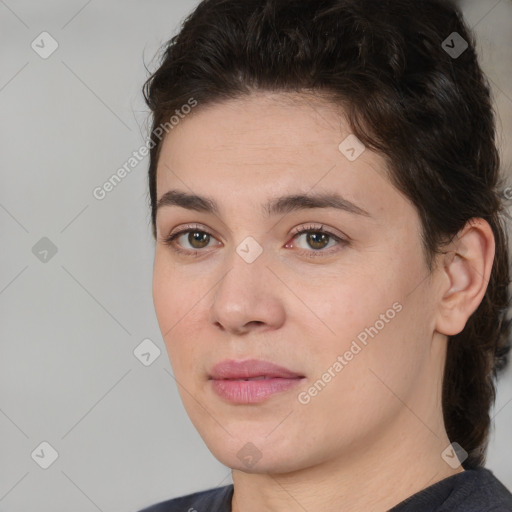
[156,189,370,218]
[264,192,370,217]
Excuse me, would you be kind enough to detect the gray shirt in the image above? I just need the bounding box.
[139,466,512,511]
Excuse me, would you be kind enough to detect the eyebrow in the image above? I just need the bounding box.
[156,189,370,218]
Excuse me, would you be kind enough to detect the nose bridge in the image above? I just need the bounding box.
[214,236,268,309]
[209,236,285,332]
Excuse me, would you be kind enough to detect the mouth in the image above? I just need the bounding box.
[208,359,305,403]
[209,358,304,380]
[226,376,275,381]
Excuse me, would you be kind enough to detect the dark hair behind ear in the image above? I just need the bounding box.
[143,0,511,468]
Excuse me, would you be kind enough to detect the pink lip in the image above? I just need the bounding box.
[209,359,305,404]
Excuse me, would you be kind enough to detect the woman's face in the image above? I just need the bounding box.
[152,92,443,473]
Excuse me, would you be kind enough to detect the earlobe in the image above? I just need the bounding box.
[435,218,495,336]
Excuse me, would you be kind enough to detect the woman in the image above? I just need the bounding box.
[138,0,512,510]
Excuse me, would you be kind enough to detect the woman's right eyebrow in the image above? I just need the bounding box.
[156,189,219,214]
[156,189,371,218]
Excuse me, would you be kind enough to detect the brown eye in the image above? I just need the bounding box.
[292,229,339,252]
[305,232,330,250]
[288,224,349,258]
[187,231,211,249]
[162,226,220,254]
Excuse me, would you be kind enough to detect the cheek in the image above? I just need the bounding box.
[152,250,203,328]
[307,266,397,338]
[152,253,201,370]
[325,269,432,401]
[297,300,429,447]
[308,247,428,372]
[152,253,176,333]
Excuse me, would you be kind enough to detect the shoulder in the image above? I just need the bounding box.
[440,467,512,511]
[137,484,234,512]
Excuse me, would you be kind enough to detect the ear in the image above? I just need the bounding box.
[435,218,495,336]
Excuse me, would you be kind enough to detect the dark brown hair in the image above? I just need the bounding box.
[143,0,511,468]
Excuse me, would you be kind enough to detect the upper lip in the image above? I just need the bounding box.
[209,359,304,380]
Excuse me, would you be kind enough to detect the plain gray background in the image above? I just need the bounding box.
[0,1,511,511]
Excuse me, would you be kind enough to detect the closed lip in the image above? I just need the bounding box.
[209,358,305,380]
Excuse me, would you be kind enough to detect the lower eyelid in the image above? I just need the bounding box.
[291,228,344,244]
[291,234,345,256]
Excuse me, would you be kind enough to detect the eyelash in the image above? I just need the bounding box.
[161,223,349,259]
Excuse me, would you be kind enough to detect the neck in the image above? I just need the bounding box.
[230,404,463,512]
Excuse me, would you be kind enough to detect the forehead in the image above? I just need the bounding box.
[154,91,409,223]
[156,91,382,181]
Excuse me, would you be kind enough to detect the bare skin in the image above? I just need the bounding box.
[152,91,494,512]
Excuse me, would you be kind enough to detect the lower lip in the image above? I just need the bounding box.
[210,377,304,403]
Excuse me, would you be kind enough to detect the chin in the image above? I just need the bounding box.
[218,450,306,475]
[200,431,312,475]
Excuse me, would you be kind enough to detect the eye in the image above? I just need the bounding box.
[287,224,348,257]
[175,230,212,250]
[160,223,349,258]
[161,224,220,256]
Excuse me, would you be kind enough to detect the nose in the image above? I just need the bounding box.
[208,245,286,335]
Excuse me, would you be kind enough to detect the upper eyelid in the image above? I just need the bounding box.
[166,223,220,242]
[290,224,346,240]
[165,224,346,247]
[166,223,342,237]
